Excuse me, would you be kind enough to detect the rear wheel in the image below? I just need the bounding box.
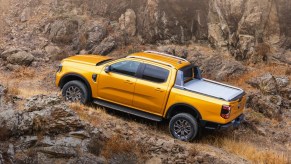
[169,113,198,141]
[62,80,89,104]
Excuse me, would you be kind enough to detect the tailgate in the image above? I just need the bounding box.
[228,95,247,121]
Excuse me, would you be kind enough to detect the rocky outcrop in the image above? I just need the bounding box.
[0,94,105,163]
[1,0,290,63]
[119,9,137,36]
[208,0,291,61]
[247,73,290,119]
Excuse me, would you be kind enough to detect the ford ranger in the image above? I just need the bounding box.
[56,51,246,141]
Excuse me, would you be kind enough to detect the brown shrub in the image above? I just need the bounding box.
[0,126,10,141]
[87,136,104,156]
[286,67,291,75]
[10,67,36,79]
[253,42,271,63]
[101,135,145,163]
[7,85,20,95]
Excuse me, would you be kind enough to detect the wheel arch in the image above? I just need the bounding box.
[59,73,92,98]
[166,103,202,120]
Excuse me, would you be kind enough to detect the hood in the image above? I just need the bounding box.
[64,55,112,66]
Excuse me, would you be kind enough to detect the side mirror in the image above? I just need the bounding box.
[105,66,111,73]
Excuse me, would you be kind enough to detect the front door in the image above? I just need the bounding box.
[97,60,141,106]
[133,64,171,115]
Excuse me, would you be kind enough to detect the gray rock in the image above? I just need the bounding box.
[45,45,62,60]
[247,93,282,119]
[38,146,77,158]
[275,76,290,88]
[0,84,7,96]
[69,130,90,139]
[6,51,34,66]
[0,48,22,60]
[31,49,46,58]
[200,55,246,80]
[247,73,278,94]
[119,9,137,36]
[49,18,79,44]
[25,94,62,111]
[20,7,32,22]
[92,37,116,55]
[79,49,88,54]
[5,64,21,71]
[86,26,107,50]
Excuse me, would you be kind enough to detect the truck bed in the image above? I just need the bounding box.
[184,79,244,101]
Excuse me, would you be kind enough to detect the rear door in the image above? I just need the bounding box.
[132,63,172,115]
[97,60,141,106]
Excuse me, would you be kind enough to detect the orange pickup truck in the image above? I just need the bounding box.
[56,51,246,141]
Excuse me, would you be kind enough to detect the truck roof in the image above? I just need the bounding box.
[127,51,191,70]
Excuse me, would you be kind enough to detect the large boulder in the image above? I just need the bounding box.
[207,0,291,61]
[200,55,247,80]
[49,18,79,44]
[119,9,137,36]
[247,73,290,95]
[92,37,116,55]
[0,95,85,138]
[247,73,278,94]
[86,25,107,50]
[6,51,34,66]
[0,47,27,60]
[247,93,283,119]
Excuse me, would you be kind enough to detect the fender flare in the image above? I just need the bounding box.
[165,103,202,120]
[59,73,92,98]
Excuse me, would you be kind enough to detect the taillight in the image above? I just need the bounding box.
[221,105,231,119]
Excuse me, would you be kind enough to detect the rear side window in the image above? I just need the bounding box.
[111,61,140,77]
[141,64,169,83]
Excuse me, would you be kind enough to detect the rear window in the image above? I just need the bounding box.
[141,64,169,83]
[183,67,194,82]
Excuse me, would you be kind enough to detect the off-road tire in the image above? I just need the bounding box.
[62,80,89,104]
[169,113,199,141]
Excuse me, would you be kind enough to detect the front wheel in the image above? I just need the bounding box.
[169,113,199,141]
[62,80,90,104]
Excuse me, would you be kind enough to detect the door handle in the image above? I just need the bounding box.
[125,80,133,84]
[155,88,164,92]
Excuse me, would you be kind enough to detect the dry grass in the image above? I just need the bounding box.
[101,135,145,161]
[11,67,36,79]
[69,103,108,126]
[222,139,289,164]
[6,83,21,95]
[203,136,289,164]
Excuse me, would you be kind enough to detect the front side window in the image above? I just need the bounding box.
[110,61,140,77]
[141,64,169,83]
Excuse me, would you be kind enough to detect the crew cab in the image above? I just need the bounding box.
[56,51,246,141]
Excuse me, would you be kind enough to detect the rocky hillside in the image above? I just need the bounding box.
[0,0,291,63]
[0,0,290,163]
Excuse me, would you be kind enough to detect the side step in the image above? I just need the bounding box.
[93,99,163,122]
